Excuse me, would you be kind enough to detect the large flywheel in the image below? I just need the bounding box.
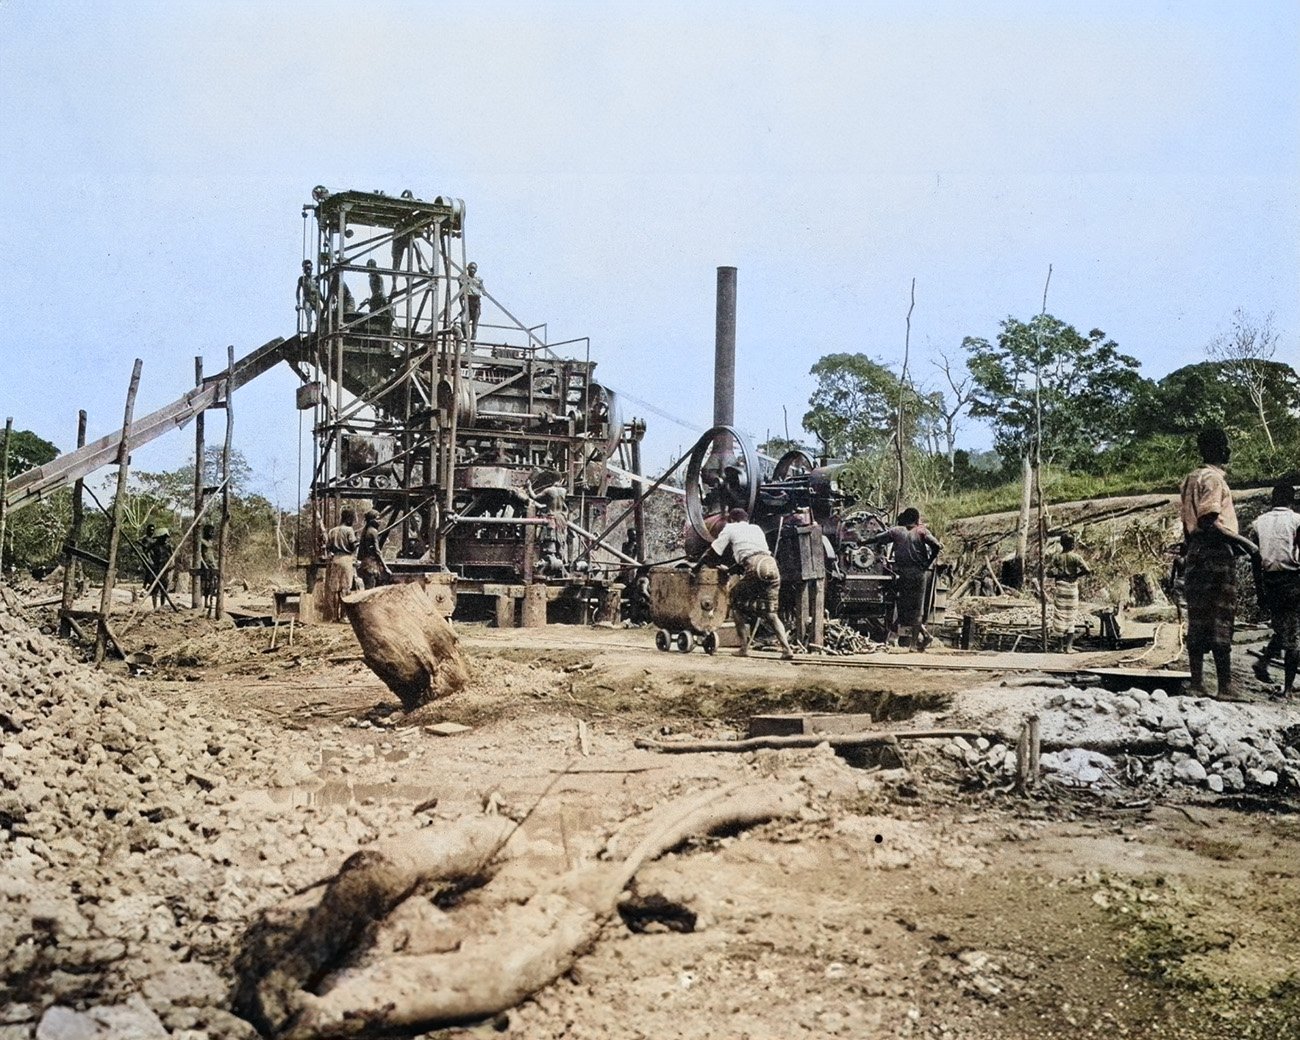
[684,425,760,543]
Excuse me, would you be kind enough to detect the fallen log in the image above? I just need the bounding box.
[341,578,468,710]
[235,816,515,1037]
[634,729,982,754]
[275,783,801,1039]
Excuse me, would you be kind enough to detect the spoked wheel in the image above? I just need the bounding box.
[702,631,719,655]
[655,629,671,652]
[684,425,760,544]
[772,448,816,481]
[675,630,696,653]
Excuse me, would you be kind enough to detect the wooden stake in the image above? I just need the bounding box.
[59,410,88,637]
[95,361,142,665]
[1015,720,1030,792]
[192,355,205,609]
[0,416,11,571]
[216,345,233,619]
[1028,713,1041,788]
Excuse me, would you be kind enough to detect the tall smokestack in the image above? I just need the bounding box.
[713,266,737,429]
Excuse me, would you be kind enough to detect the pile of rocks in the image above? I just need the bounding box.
[943,677,1299,794]
[0,599,425,1039]
[1042,684,1297,792]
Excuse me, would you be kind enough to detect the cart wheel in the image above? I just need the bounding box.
[655,629,671,652]
[702,631,719,655]
[675,630,696,653]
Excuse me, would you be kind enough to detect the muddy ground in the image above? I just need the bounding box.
[2,595,1299,1040]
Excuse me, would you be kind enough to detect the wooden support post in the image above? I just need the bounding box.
[1014,720,1030,793]
[493,592,514,629]
[521,583,547,628]
[0,417,11,571]
[960,614,974,651]
[809,576,825,649]
[191,356,205,609]
[216,346,233,619]
[1028,713,1041,788]
[95,360,143,665]
[629,431,646,561]
[59,410,88,638]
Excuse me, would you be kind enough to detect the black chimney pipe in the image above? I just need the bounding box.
[713,266,736,429]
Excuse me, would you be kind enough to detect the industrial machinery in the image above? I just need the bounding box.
[676,424,944,645]
[298,185,646,619]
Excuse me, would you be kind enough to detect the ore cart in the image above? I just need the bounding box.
[648,566,732,654]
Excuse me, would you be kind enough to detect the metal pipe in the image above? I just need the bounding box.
[713,266,737,429]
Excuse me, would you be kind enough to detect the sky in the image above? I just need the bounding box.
[1,0,1297,504]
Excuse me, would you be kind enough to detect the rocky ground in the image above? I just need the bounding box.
[1,589,1299,1039]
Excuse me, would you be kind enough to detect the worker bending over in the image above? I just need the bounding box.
[694,507,794,660]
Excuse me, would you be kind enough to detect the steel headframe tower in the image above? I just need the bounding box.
[300,185,641,598]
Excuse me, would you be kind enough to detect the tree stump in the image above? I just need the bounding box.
[341,578,468,710]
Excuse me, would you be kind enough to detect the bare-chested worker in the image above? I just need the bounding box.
[296,260,324,332]
[459,261,484,341]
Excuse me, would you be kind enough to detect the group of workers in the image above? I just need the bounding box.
[1179,428,1300,701]
[296,254,484,341]
[320,509,391,623]
[692,504,948,658]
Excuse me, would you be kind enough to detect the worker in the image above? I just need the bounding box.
[142,523,173,610]
[197,522,218,616]
[865,507,942,651]
[356,510,392,589]
[390,189,419,293]
[1248,482,1300,697]
[327,268,356,320]
[1178,428,1259,701]
[459,261,484,341]
[322,509,360,622]
[1046,531,1091,653]
[694,507,794,660]
[296,260,324,332]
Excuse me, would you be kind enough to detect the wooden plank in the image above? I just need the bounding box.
[748,713,882,738]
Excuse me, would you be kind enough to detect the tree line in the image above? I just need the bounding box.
[763,307,1296,512]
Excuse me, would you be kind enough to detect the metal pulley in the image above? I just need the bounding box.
[683,425,760,544]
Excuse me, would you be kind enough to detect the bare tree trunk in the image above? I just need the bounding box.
[1010,452,1031,590]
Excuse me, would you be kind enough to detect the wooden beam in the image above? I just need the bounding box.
[95,360,142,666]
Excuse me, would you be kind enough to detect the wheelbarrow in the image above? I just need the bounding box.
[647,566,732,654]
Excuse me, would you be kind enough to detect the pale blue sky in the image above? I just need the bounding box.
[1,0,1297,498]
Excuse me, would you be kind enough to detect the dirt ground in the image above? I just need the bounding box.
[3,594,1300,1040]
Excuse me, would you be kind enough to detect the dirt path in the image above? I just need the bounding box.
[3,607,1299,1039]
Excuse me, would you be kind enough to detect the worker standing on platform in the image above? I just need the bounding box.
[694,507,794,660]
[296,260,323,332]
[322,509,360,622]
[459,261,484,342]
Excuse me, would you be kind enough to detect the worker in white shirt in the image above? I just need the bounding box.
[1248,482,1300,696]
[694,507,794,659]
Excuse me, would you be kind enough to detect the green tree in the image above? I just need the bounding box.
[963,316,1144,474]
[3,428,59,478]
[802,353,937,459]
[2,428,62,571]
